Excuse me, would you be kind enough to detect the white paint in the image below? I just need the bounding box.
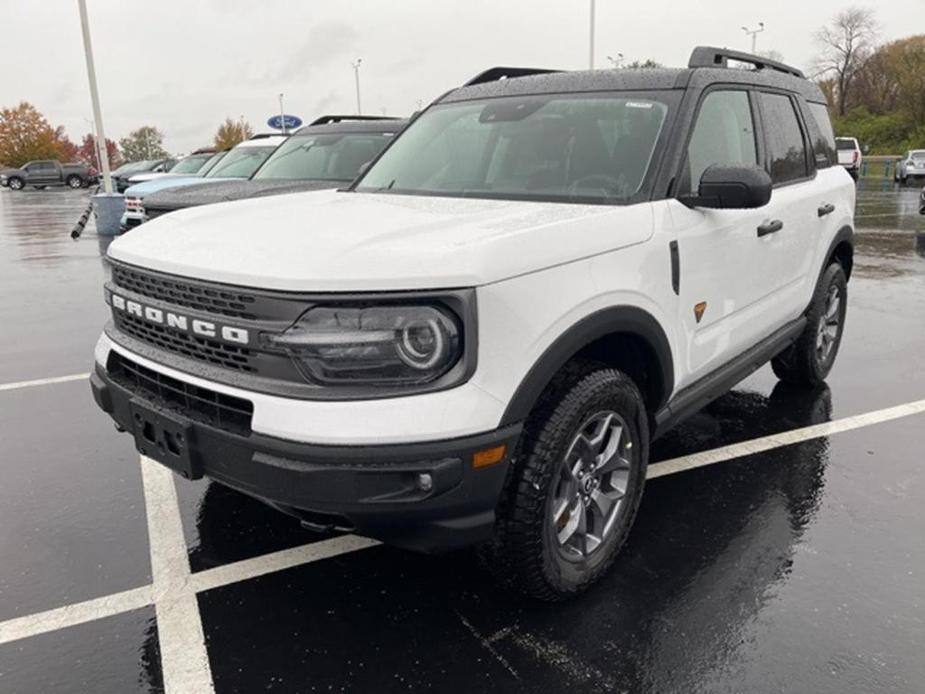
[647,398,925,479]
[0,373,89,392]
[140,457,215,694]
[0,585,154,646]
[189,535,379,594]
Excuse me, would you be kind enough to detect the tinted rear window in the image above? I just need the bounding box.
[835,139,857,151]
[760,93,809,184]
[807,103,836,168]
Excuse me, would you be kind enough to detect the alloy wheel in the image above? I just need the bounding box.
[551,410,633,561]
[816,284,841,364]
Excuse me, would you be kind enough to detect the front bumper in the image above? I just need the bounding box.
[90,362,521,552]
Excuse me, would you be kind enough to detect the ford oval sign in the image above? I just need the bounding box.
[267,114,303,130]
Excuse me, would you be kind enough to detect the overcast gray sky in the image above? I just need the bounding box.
[2,0,923,154]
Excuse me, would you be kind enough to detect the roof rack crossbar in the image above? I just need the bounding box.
[463,66,562,87]
[688,46,805,79]
[308,115,400,126]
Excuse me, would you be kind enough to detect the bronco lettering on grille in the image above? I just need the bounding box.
[109,291,251,345]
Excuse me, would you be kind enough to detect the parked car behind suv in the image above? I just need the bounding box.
[120,135,286,230]
[137,116,406,223]
[125,148,219,187]
[121,149,228,229]
[835,137,861,180]
[112,158,176,192]
[0,160,98,190]
[91,47,854,599]
[894,149,925,184]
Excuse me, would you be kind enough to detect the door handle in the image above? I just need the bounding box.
[757,219,783,237]
[817,203,835,217]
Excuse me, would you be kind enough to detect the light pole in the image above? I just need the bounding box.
[742,22,765,54]
[606,53,624,69]
[77,0,113,193]
[588,0,596,69]
[278,93,287,134]
[351,59,363,114]
[84,116,104,172]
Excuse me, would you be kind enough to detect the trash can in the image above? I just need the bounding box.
[93,193,125,236]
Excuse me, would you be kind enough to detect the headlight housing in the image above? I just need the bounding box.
[266,304,464,386]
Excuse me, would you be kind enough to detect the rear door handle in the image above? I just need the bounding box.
[817,203,835,217]
[757,219,783,237]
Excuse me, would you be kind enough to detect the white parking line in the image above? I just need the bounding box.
[0,585,154,645]
[0,372,89,392]
[647,397,925,479]
[0,396,923,684]
[140,457,215,694]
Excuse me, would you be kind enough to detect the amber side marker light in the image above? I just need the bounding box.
[472,444,507,469]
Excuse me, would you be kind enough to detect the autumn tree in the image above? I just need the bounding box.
[77,133,121,170]
[54,126,79,162]
[119,126,168,162]
[213,118,254,150]
[0,102,64,167]
[813,7,879,115]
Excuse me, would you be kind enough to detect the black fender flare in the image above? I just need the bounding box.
[499,306,674,426]
[822,224,854,278]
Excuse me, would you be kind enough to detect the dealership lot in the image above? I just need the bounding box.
[0,186,923,693]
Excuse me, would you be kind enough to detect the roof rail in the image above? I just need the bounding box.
[688,46,805,79]
[308,115,401,126]
[463,66,562,87]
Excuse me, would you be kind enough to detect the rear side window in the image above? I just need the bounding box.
[685,90,757,192]
[760,93,809,184]
[807,102,837,169]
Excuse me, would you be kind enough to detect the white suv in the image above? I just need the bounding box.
[91,47,855,599]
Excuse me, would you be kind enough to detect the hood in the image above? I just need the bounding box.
[142,179,341,211]
[124,176,229,198]
[108,190,654,291]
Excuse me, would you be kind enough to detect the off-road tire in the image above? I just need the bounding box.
[481,363,649,601]
[772,262,847,387]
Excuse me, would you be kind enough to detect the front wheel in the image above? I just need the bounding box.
[66,175,83,189]
[483,365,649,600]
[772,262,848,387]
[7,177,24,190]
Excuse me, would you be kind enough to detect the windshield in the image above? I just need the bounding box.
[356,94,669,203]
[205,146,278,178]
[168,154,214,175]
[255,132,394,181]
[198,151,227,176]
[835,139,856,150]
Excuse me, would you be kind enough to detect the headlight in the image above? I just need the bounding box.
[265,304,463,386]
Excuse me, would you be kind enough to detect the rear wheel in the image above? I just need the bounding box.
[66,175,83,189]
[772,263,847,387]
[482,365,648,600]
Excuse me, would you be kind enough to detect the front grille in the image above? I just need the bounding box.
[108,352,253,436]
[114,311,256,372]
[111,265,258,320]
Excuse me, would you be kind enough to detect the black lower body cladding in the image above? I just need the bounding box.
[90,357,522,553]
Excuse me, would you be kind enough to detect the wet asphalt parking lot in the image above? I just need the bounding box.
[0,182,923,694]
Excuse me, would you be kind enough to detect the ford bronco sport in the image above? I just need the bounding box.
[91,47,854,599]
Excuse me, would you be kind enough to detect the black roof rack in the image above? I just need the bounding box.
[308,115,401,126]
[688,46,805,79]
[463,66,562,87]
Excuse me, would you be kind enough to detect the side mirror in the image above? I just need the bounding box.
[679,164,772,210]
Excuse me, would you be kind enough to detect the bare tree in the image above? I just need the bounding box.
[813,7,879,115]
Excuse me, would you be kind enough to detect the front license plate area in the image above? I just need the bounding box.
[129,399,201,480]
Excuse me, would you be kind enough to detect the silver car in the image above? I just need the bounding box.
[894,149,925,184]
